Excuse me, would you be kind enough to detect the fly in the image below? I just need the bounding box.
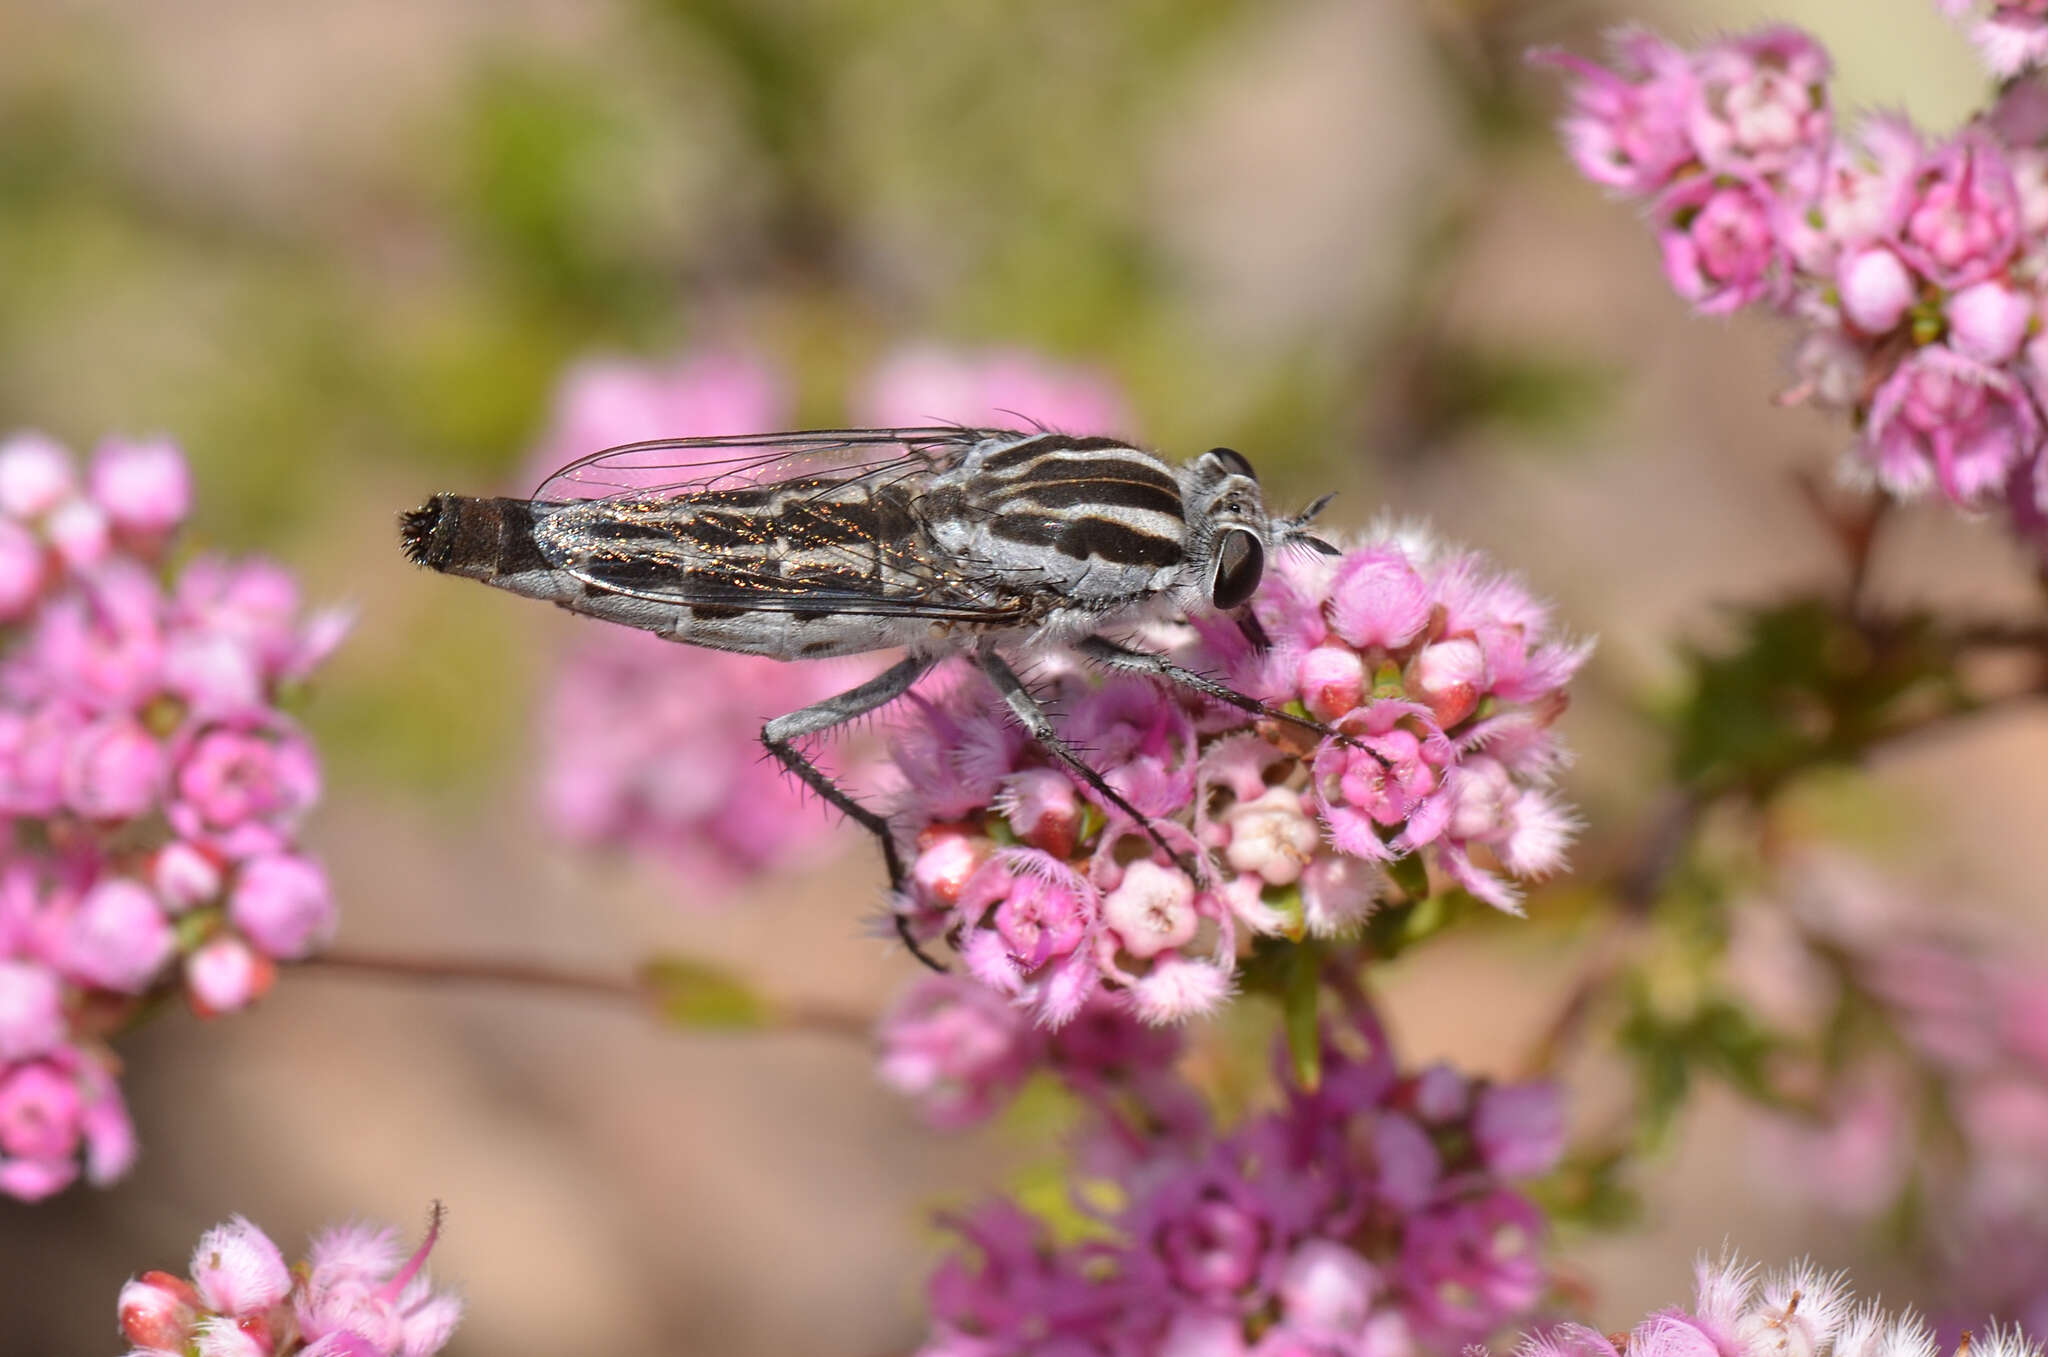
[399,427,1341,969]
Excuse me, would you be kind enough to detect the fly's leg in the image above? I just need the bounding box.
[1075,634,1350,745]
[976,647,1192,875]
[761,653,945,971]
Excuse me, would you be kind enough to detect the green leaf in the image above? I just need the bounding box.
[640,955,772,1029]
[1282,943,1323,1091]
[1385,852,1430,903]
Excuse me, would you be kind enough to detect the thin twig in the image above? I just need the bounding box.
[299,947,875,1040]
[1518,790,1706,1079]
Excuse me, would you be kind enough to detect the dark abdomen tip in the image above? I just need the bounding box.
[398,494,546,580]
[399,495,457,570]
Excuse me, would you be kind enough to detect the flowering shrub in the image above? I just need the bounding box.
[912,992,1562,1357]
[0,432,344,1199]
[890,521,1588,1025]
[1536,22,2048,553]
[1496,1252,2041,1357]
[118,1208,461,1357]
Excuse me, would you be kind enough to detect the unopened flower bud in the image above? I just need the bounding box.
[910,826,987,906]
[185,938,276,1016]
[0,433,76,518]
[64,878,174,994]
[1946,279,2033,364]
[0,961,64,1062]
[1836,245,1916,333]
[153,841,223,913]
[0,518,44,619]
[1411,638,1486,729]
[1277,1239,1380,1333]
[90,437,191,535]
[119,1270,201,1350]
[228,854,334,960]
[997,768,1080,857]
[1410,1062,1471,1123]
[1297,645,1365,722]
[45,498,109,570]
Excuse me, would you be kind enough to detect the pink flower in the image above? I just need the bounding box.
[878,976,1041,1130]
[122,1209,462,1357]
[1865,344,2040,504]
[228,853,334,960]
[1686,27,1833,178]
[63,715,163,819]
[168,716,322,858]
[1898,133,2023,290]
[0,1043,134,1200]
[1528,28,1698,195]
[1472,1081,1566,1179]
[1397,1192,1546,1346]
[89,436,192,535]
[1654,175,1783,315]
[1327,550,1432,651]
[860,346,1131,434]
[154,840,224,912]
[1779,115,1921,274]
[191,1215,292,1317]
[1941,2,2048,78]
[60,877,174,994]
[295,1213,463,1357]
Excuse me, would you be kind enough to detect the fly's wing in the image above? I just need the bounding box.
[531,428,1032,621]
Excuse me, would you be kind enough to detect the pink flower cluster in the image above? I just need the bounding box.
[878,973,1190,1130]
[1731,853,2048,1332]
[1538,27,2048,551]
[1500,1253,2040,1357]
[893,523,1587,1025]
[917,999,1564,1357]
[0,432,345,1199]
[1939,1,2048,78]
[119,1208,462,1357]
[530,346,1132,892]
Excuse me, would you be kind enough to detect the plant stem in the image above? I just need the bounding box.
[299,946,873,1040]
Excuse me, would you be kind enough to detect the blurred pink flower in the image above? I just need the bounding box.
[1527,29,1698,195]
[122,1208,462,1357]
[0,432,343,1199]
[1939,2,2048,78]
[859,346,1132,434]
[917,998,1559,1355]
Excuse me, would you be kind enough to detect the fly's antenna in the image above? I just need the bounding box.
[1278,493,1340,556]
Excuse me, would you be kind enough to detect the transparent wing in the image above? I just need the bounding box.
[534,426,996,500]
[532,427,1037,621]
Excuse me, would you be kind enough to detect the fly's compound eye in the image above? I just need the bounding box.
[1210,528,1265,610]
[1202,446,1257,481]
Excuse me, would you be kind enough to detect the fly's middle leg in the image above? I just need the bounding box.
[976,646,1197,877]
[760,652,944,971]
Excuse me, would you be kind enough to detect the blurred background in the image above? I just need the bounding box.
[3,0,2041,1352]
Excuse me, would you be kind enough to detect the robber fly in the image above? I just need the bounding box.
[400,427,1339,968]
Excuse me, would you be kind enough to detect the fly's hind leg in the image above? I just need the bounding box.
[976,647,1195,876]
[761,653,944,971]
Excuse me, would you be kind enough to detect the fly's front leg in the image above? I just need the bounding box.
[976,647,1194,876]
[1076,634,1350,746]
[761,653,944,971]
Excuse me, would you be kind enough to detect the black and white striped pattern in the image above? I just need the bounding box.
[974,434,1187,570]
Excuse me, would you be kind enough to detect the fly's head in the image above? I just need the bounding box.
[1179,447,1338,613]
